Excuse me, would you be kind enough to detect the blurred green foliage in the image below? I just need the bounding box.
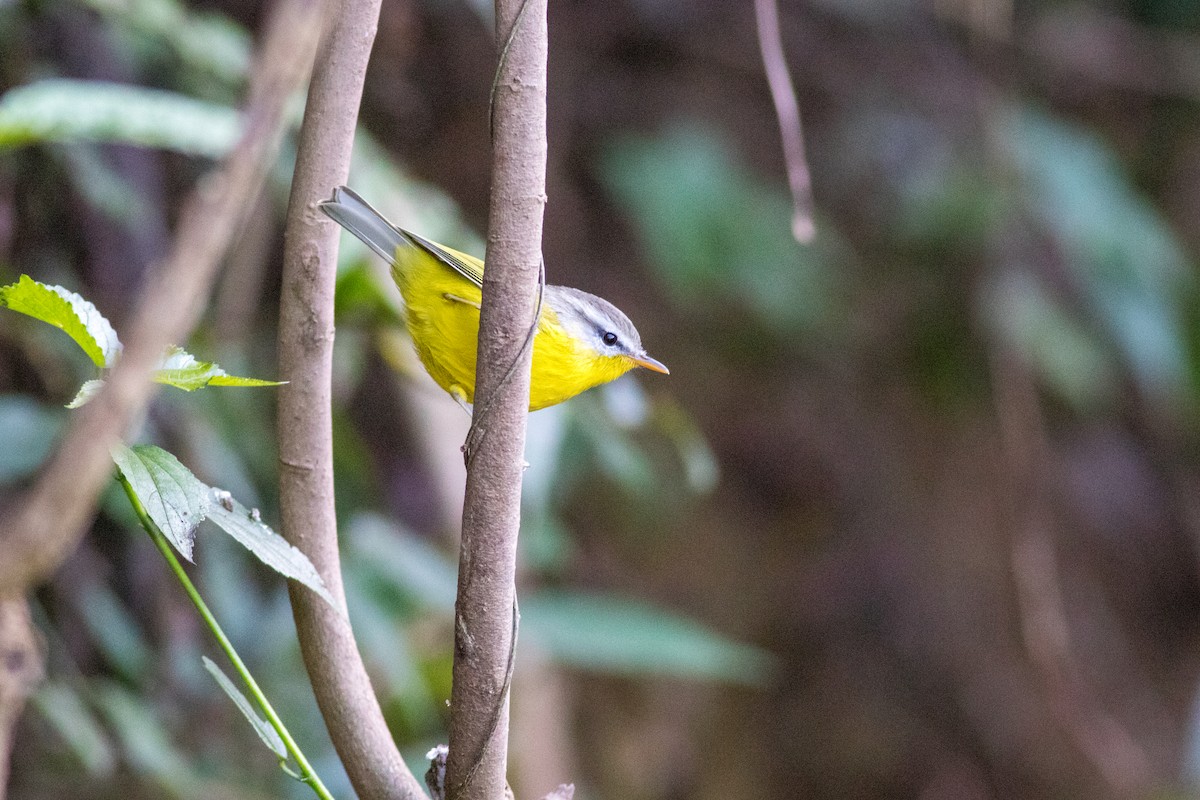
[1010,112,1196,405]
[521,592,774,685]
[601,123,845,335]
[78,0,251,90]
[0,80,240,155]
[0,396,63,482]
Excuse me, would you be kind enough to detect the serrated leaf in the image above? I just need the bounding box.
[205,374,283,387]
[0,275,122,367]
[69,348,283,403]
[112,444,210,560]
[200,656,286,759]
[521,591,775,686]
[68,379,107,409]
[153,345,282,391]
[0,79,240,156]
[112,442,333,610]
[204,488,339,613]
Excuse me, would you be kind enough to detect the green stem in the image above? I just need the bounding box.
[117,473,336,800]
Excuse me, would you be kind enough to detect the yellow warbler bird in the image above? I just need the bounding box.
[320,186,668,411]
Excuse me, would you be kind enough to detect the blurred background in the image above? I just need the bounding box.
[3,0,1200,797]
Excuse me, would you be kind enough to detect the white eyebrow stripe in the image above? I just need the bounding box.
[546,285,644,351]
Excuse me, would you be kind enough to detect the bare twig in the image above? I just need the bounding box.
[274,0,426,798]
[754,0,816,243]
[444,0,547,797]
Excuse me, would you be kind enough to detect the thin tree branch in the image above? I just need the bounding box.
[275,1,426,798]
[754,0,816,243]
[445,0,547,797]
[0,599,41,800]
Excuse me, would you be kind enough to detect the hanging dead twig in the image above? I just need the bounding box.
[754,0,816,243]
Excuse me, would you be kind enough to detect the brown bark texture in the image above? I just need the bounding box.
[445,0,549,798]
[275,0,427,797]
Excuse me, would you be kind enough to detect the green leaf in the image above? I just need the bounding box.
[112,442,337,611]
[0,79,240,156]
[68,349,282,407]
[112,444,210,560]
[521,591,774,686]
[67,379,107,409]
[204,489,339,612]
[0,275,122,367]
[200,656,286,759]
[153,346,282,391]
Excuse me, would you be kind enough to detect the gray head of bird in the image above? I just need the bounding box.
[544,285,669,375]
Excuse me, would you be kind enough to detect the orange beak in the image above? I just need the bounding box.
[632,353,670,374]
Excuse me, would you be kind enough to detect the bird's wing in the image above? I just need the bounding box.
[401,229,485,288]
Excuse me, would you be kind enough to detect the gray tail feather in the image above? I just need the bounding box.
[319,186,408,266]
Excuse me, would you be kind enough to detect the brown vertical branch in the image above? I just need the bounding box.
[0,600,41,800]
[275,1,425,798]
[445,0,547,797]
[754,0,816,243]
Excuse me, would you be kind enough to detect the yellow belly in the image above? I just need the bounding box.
[393,246,628,411]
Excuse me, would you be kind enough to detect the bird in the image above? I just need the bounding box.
[319,186,668,412]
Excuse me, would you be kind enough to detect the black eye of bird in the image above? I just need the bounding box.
[602,331,619,346]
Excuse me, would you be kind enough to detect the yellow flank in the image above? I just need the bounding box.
[319,186,667,411]
[393,243,632,411]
